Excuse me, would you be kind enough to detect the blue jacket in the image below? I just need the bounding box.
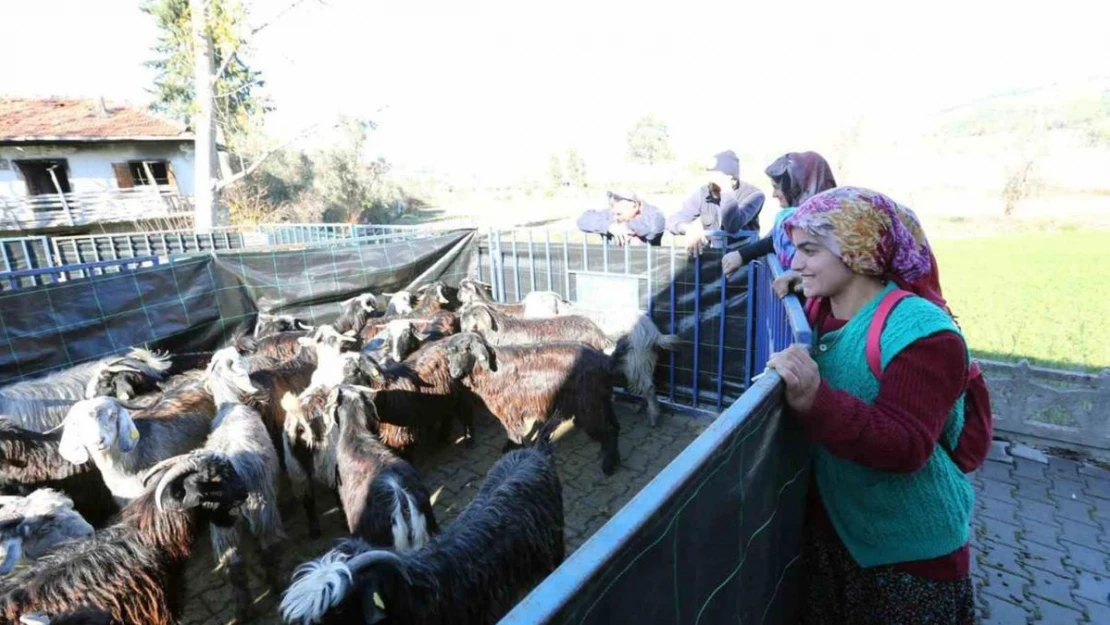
[576,202,666,245]
[665,181,765,236]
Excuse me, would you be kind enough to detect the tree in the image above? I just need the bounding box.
[145,0,319,231]
[143,0,269,153]
[563,148,588,189]
[547,154,565,189]
[626,114,675,165]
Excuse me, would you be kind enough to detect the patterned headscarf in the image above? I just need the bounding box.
[784,186,948,310]
[765,151,838,267]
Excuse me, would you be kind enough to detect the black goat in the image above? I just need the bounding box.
[327,386,438,550]
[280,418,564,625]
[0,450,249,625]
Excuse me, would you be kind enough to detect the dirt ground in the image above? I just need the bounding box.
[177,399,711,625]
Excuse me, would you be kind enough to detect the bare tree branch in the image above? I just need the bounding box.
[250,0,314,35]
[215,76,261,99]
[215,123,333,192]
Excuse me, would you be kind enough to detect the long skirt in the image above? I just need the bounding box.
[798,521,978,625]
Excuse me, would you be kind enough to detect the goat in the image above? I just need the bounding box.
[383,291,415,316]
[463,293,681,426]
[145,354,287,623]
[0,419,118,528]
[444,332,622,475]
[360,320,427,367]
[234,327,317,372]
[324,385,438,551]
[279,417,564,625]
[0,489,94,576]
[82,349,172,403]
[412,281,458,314]
[17,607,112,625]
[255,313,314,339]
[457,277,564,317]
[0,349,174,433]
[0,450,249,625]
[334,293,383,335]
[460,302,614,353]
[297,325,361,387]
[55,379,215,506]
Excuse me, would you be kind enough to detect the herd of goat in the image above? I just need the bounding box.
[0,277,681,625]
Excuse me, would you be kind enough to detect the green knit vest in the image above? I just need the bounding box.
[813,282,974,568]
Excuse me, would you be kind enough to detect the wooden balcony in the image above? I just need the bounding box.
[0,186,193,231]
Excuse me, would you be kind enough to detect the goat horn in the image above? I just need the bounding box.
[346,549,410,582]
[153,454,200,512]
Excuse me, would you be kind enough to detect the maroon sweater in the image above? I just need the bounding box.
[796,303,977,581]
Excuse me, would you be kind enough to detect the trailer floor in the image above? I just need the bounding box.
[178,401,712,625]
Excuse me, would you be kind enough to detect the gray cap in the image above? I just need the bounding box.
[705,150,740,180]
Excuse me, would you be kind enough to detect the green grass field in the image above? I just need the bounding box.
[931,229,1109,372]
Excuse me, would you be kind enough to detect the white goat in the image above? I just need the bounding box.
[0,489,94,576]
[0,349,170,433]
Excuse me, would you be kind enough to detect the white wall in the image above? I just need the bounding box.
[0,141,196,197]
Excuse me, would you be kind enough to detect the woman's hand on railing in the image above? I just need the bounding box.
[721,251,742,276]
[766,344,819,413]
[771,270,803,299]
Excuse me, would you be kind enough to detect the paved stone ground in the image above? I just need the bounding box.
[972,441,1110,624]
[177,400,711,625]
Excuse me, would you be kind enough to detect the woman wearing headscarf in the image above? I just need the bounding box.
[766,187,976,625]
[721,151,837,277]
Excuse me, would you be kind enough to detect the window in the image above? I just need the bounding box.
[128,160,170,186]
[13,160,71,196]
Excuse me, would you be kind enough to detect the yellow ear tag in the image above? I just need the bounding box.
[130,429,140,440]
[373,592,385,610]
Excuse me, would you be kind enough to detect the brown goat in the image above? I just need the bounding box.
[443,333,622,475]
[459,303,614,354]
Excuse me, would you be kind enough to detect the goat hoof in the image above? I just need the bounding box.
[601,455,620,476]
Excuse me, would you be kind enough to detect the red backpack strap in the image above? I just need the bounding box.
[866,289,914,378]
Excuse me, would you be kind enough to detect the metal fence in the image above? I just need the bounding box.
[747,254,814,380]
[479,228,756,413]
[499,246,814,625]
[0,236,54,289]
[0,256,161,292]
[52,230,247,266]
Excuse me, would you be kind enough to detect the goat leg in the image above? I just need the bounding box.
[301,488,321,539]
[259,541,284,597]
[226,556,253,624]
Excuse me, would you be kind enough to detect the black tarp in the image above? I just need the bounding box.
[0,229,477,383]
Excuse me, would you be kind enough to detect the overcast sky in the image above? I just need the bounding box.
[2,0,1107,182]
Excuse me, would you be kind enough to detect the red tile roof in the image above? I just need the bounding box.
[0,97,190,141]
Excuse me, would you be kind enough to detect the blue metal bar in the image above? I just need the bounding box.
[544,230,552,291]
[716,268,727,411]
[602,236,609,273]
[624,240,630,274]
[745,261,756,385]
[668,241,676,403]
[494,229,505,302]
[511,232,521,301]
[646,243,653,316]
[692,253,702,408]
[528,229,536,293]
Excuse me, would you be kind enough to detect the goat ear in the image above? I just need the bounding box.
[474,341,496,372]
[57,419,89,465]
[116,407,141,453]
[114,378,135,401]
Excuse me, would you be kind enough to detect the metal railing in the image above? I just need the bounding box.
[499,248,814,625]
[52,229,246,265]
[481,227,756,414]
[0,256,161,291]
[746,254,813,381]
[0,187,191,230]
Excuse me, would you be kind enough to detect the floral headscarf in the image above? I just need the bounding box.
[765,152,838,268]
[784,186,948,310]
